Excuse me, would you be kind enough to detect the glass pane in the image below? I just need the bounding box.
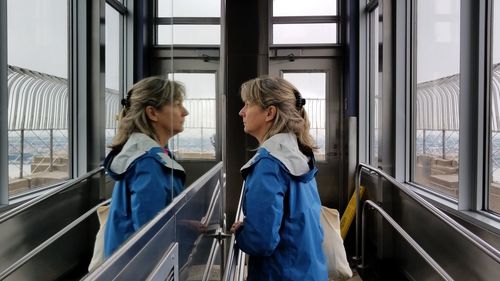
[273,0,337,16]
[158,0,220,17]
[168,73,217,160]
[273,23,337,44]
[158,25,220,45]
[414,0,460,199]
[489,0,500,213]
[369,6,383,166]
[105,4,122,152]
[7,0,69,196]
[283,72,326,160]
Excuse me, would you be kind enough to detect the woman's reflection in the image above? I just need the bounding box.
[103,76,189,258]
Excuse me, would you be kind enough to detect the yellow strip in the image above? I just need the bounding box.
[340,186,365,240]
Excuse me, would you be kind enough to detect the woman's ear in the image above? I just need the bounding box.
[145,105,159,122]
[265,105,277,121]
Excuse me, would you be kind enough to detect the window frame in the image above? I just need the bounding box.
[154,0,221,47]
[1,0,8,205]
[405,0,500,231]
[367,2,381,166]
[105,0,129,151]
[360,0,500,233]
[0,0,132,206]
[270,0,342,47]
[152,0,223,163]
[4,0,71,202]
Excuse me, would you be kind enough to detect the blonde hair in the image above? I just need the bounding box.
[240,75,318,155]
[110,76,185,151]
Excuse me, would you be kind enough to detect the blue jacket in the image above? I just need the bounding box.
[103,133,185,257]
[236,133,327,281]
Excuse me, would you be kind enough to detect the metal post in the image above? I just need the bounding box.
[0,0,8,205]
[361,200,367,268]
[354,164,362,262]
[20,129,24,178]
[423,129,426,155]
[49,129,54,171]
[442,129,446,159]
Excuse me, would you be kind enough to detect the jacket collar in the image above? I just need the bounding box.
[107,133,185,175]
[240,133,313,177]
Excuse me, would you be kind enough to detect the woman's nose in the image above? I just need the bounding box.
[239,107,245,117]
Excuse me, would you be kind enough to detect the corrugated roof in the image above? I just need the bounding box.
[416,63,500,131]
[7,65,120,130]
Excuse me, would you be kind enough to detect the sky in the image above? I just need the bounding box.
[7,0,68,78]
[417,0,500,83]
[168,73,216,99]
[7,0,121,90]
[7,0,500,87]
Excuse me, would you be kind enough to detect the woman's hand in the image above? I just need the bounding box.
[230,221,244,233]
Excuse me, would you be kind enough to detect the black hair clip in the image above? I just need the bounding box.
[120,98,129,108]
[293,89,306,110]
[121,91,132,108]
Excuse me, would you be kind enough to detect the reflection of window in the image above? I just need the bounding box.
[413,0,460,199]
[105,3,124,151]
[489,0,500,214]
[168,73,217,160]
[158,0,220,17]
[7,0,69,196]
[158,25,220,45]
[273,0,336,16]
[156,0,221,46]
[272,0,339,45]
[273,24,337,45]
[283,72,326,160]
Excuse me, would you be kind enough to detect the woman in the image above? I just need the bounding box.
[231,76,327,280]
[103,76,189,257]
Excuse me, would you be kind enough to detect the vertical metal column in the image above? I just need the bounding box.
[225,0,261,225]
[20,130,24,178]
[0,0,9,203]
[459,0,487,210]
[0,0,8,205]
[49,128,54,171]
[442,129,446,159]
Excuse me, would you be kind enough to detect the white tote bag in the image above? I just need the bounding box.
[320,206,353,281]
[88,204,110,272]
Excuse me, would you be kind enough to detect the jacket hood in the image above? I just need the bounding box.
[241,133,317,181]
[104,133,185,180]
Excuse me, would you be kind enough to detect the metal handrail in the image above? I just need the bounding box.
[222,182,246,281]
[0,199,111,279]
[0,167,104,224]
[354,163,500,263]
[362,200,454,281]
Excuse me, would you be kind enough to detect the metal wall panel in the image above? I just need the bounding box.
[361,171,500,280]
[0,177,102,280]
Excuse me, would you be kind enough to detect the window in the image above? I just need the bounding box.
[105,3,124,151]
[7,0,69,196]
[168,73,217,160]
[272,0,339,45]
[368,3,383,166]
[156,0,221,45]
[157,25,220,45]
[489,0,500,213]
[283,72,326,160]
[273,24,337,45]
[273,0,336,16]
[158,0,220,17]
[155,0,221,162]
[413,0,460,199]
